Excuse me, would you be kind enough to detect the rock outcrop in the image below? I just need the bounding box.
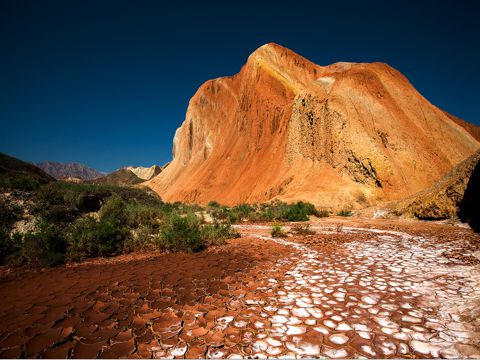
[93,165,163,186]
[147,43,480,209]
[392,150,480,221]
[125,165,162,181]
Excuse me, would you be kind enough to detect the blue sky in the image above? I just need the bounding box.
[1,0,479,172]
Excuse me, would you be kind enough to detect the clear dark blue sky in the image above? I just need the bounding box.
[1,0,479,172]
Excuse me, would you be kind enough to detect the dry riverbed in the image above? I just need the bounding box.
[0,217,479,358]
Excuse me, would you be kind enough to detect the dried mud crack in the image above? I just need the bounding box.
[0,220,479,358]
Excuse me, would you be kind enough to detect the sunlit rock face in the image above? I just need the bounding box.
[147,43,479,209]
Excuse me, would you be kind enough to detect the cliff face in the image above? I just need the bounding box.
[147,43,480,209]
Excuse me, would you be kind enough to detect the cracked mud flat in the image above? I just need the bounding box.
[0,219,479,358]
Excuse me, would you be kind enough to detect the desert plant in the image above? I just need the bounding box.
[0,198,22,230]
[282,202,310,221]
[201,220,240,245]
[123,225,159,252]
[271,223,287,238]
[158,212,205,253]
[232,203,255,221]
[337,209,353,217]
[207,200,220,208]
[9,222,68,267]
[315,209,330,218]
[291,223,316,235]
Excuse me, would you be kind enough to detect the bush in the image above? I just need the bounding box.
[158,212,205,253]
[291,223,316,235]
[99,194,127,224]
[67,196,131,261]
[201,220,240,246]
[258,201,319,222]
[337,209,353,217]
[271,223,287,238]
[8,222,67,267]
[207,200,220,208]
[35,182,162,222]
[0,228,12,265]
[0,198,22,230]
[123,225,158,253]
[315,209,330,218]
[158,212,239,253]
[282,202,310,221]
[9,176,41,191]
[67,215,129,261]
[232,203,255,221]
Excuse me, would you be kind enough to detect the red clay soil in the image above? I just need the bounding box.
[0,219,479,359]
[0,238,289,358]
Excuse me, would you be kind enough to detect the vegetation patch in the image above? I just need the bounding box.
[337,209,353,217]
[291,223,316,235]
[207,200,326,223]
[271,223,287,238]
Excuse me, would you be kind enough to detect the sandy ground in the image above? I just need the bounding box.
[0,217,479,358]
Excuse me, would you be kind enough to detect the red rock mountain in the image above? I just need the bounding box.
[147,43,480,209]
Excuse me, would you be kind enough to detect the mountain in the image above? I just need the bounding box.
[93,165,163,186]
[92,168,144,186]
[36,161,103,181]
[146,43,480,209]
[392,149,480,223]
[125,165,162,180]
[0,152,55,190]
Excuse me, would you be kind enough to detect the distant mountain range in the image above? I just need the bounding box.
[36,161,104,180]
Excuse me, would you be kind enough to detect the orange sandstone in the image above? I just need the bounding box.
[147,43,479,209]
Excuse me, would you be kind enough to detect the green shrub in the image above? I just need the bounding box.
[123,225,158,253]
[207,200,220,208]
[0,199,22,230]
[125,203,163,228]
[9,176,41,191]
[99,194,127,224]
[271,223,287,238]
[201,220,240,246]
[282,202,310,221]
[256,201,319,222]
[337,209,353,217]
[9,222,67,267]
[232,203,255,221]
[67,215,129,261]
[35,182,162,220]
[209,206,238,223]
[158,212,239,252]
[158,212,205,253]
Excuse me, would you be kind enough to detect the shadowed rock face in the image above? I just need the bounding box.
[392,150,480,222]
[147,43,480,209]
[459,156,480,232]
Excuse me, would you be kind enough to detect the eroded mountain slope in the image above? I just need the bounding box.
[147,43,479,208]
